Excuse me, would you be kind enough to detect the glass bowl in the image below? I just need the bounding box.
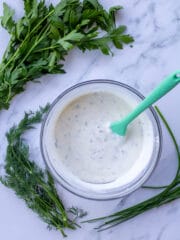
[40,80,162,200]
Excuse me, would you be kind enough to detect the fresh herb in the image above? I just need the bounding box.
[0,105,86,237]
[84,106,180,231]
[0,0,134,110]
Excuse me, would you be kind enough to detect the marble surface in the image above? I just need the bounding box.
[0,0,180,239]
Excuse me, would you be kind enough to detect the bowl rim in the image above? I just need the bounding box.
[40,79,162,200]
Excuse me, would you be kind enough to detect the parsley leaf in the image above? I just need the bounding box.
[0,3,15,33]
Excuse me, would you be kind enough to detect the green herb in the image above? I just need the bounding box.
[0,0,134,110]
[0,105,86,237]
[84,106,180,231]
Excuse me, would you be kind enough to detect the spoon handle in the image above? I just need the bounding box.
[111,71,180,135]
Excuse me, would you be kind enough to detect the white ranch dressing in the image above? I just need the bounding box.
[50,91,154,184]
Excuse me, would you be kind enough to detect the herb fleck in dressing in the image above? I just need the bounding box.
[53,92,153,184]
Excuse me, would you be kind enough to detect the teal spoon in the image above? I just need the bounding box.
[110,71,180,136]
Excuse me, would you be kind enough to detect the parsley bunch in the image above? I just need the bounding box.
[0,0,134,109]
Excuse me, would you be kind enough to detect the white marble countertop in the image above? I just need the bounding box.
[0,0,180,239]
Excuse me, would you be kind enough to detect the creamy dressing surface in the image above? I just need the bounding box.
[51,91,154,184]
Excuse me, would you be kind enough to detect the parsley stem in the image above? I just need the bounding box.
[0,9,55,74]
[17,24,51,67]
[33,45,59,53]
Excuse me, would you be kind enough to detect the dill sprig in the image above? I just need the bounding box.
[0,104,85,237]
[0,0,134,110]
[84,106,180,231]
